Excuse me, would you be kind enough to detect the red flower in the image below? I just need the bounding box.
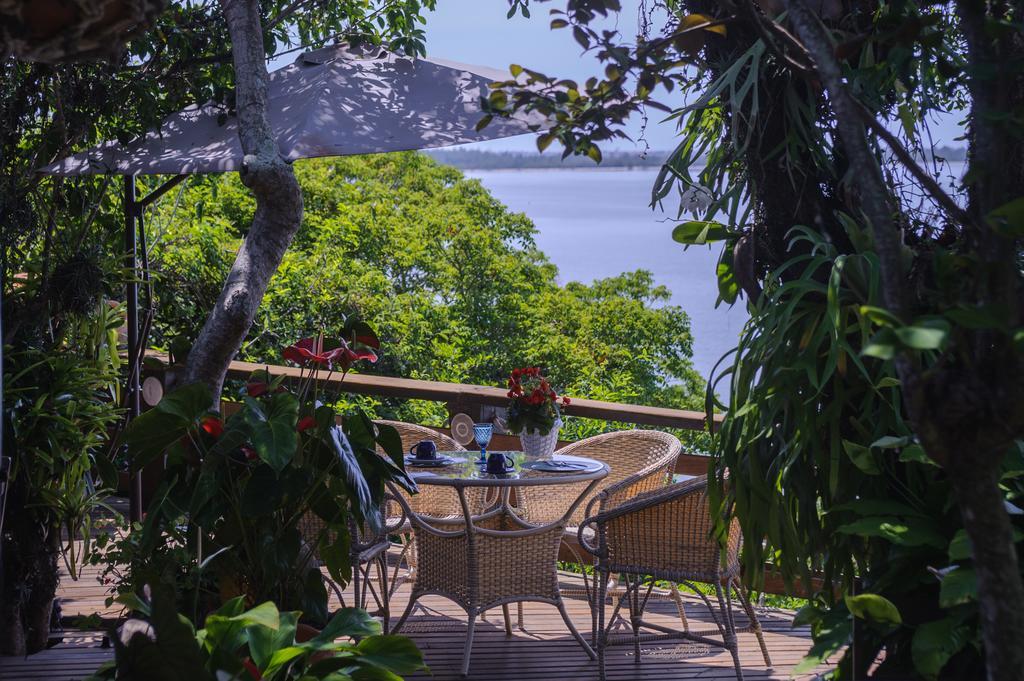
[297,416,317,433]
[246,381,268,397]
[562,396,571,406]
[200,416,223,438]
[242,658,263,680]
[241,445,258,461]
[283,337,377,372]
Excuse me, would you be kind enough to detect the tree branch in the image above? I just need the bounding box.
[781,0,907,319]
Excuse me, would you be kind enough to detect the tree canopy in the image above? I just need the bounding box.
[149,152,705,435]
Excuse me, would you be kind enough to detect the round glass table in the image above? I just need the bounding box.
[388,452,609,676]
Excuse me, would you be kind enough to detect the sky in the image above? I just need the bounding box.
[417,0,966,153]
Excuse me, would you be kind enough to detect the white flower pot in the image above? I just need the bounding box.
[520,419,562,460]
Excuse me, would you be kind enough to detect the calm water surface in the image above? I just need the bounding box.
[466,168,746,383]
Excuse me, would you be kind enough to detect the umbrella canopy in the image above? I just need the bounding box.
[41,44,539,176]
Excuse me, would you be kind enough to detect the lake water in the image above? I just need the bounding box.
[466,168,746,383]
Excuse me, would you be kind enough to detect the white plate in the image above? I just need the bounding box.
[449,413,476,445]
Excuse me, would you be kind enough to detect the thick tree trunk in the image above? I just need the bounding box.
[183,0,304,398]
[784,2,1024,679]
[948,459,1024,681]
[0,475,60,656]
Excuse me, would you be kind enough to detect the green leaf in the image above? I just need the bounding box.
[354,635,425,674]
[894,321,949,350]
[871,435,911,449]
[862,328,898,360]
[313,608,381,645]
[843,440,879,475]
[113,592,151,617]
[837,517,947,548]
[912,617,971,680]
[242,393,298,473]
[987,196,1024,237]
[844,593,901,626]
[947,530,972,561]
[939,567,977,607]
[899,444,937,466]
[791,610,851,674]
[671,220,729,245]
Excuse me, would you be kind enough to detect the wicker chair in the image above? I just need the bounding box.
[297,499,405,631]
[514,430,682,615]
[577,476,772,681]
[388,471,604,677]
[515,430,682,530]
[373,420,485,594]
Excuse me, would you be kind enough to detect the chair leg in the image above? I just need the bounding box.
[596,569,610,681]
[556,597,596,660]
[502,604,513,636]
[352,560,363,609]
[378,554,391,633]
[734,578,772,669]
[669,582,690,632]
[627,575,642,662]
[517,601,524,629]
[714,582,744,681]
[461,611,477,677]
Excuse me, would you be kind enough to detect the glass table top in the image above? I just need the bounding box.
[404,451,609,487]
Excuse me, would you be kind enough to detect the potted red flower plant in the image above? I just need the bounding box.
[506,367,570,460]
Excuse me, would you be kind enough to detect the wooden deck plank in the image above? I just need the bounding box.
[0,561,827,681]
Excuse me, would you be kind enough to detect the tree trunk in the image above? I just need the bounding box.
[948,458,1024,681]
[183,0,304,399]
[784,1,1024,678]
[0,474,60,656]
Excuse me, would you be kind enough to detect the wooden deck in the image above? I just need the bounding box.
[0,559,825,681]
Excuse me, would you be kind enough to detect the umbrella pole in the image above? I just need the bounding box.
[125,175,143,523]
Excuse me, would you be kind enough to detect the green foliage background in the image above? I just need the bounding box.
[148,152,706,445]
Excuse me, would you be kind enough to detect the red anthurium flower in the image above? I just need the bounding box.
[200,416,223,438]
[297,416,317,433]
[242,658,263,680]
[246,382,269,397]
[283,336,378,372]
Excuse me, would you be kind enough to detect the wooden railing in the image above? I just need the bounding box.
[219,359,720,477]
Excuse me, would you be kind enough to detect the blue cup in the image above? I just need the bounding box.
[410,440,438,460]
[486,451,514,474]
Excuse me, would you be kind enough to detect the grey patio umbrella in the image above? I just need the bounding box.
[31,43,540,521]
[41,43,539,175]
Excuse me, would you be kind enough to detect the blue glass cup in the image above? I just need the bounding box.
[473,423,493,463]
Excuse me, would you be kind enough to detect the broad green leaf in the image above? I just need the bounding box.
[899,444,937,466]
[939,567,977,607]
[912,617,971,680]
[313,608,381,645]
[837,517,947,548]
[791,610,851,674]
[842,440,879,475]
[894,322,949,350]
[354,635,425,674]
[845,593,901,626]
[671,220,729,245]
[987,196,1024,236]
[242,392,299,473]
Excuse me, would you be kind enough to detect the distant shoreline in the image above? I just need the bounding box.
[426,145,967,170]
